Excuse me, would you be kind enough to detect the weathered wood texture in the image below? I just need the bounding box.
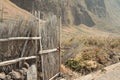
[41,51,60,80]
[0,37,41,42]
[39,48,57,54]
[0,56,36,67]
[0,18,39,62]
[39,15,60,80]
[0,8,60,80]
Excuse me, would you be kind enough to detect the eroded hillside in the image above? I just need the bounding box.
[10,0,120,34]
[0,0,34,20]
[11,0,95,26]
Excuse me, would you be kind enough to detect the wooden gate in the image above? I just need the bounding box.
[39,15,60,80]
[0,13,60,80]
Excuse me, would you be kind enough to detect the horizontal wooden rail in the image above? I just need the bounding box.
[0,37,41,42]
[0,56,36,67]
[0,48,58,66]
[39,48,58,54]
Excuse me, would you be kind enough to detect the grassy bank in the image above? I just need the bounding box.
[62,35,120,75]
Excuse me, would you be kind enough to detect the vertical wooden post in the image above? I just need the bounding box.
[38,11,44,80]
[59,16,61,74]
[0,4,3,22]
[32,2,35,15]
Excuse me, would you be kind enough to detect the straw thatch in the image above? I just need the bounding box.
[0,14,60,80]
[38,15,60,80]
[0,18,39,62]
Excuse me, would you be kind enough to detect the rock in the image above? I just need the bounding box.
[18,69,24,74]
[0,72,6,79]
[5,75,12,80]
[22,68,28,72]
[9,70,21,79]
[27,64,37,80]
[21,68,28,76]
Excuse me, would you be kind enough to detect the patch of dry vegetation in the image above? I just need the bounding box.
[64,35,120,75]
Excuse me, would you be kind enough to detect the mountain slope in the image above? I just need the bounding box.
[10,0,96,27]
[105,0,120,26]
[94,0,120,34]
[10,0,120,34]
[0,0,34,20]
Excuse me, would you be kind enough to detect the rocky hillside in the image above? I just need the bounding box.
[10,0,120,33]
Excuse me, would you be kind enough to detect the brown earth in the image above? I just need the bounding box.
[0,0,34,20]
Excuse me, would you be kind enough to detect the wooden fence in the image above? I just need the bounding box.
[39,15,60,80]
[0,15,61,80]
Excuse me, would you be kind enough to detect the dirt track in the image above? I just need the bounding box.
[75,62,120,80]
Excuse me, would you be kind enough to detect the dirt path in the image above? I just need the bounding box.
[75,62,120,80]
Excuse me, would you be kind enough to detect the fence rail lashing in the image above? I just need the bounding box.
[39,48,58,54]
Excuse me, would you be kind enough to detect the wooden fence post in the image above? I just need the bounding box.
[59,16,61,75]
[0,4,3,22]
[38,11,45,80]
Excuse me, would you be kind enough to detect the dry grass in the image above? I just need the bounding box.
[0,18,39,62]
[63,35,120,75]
